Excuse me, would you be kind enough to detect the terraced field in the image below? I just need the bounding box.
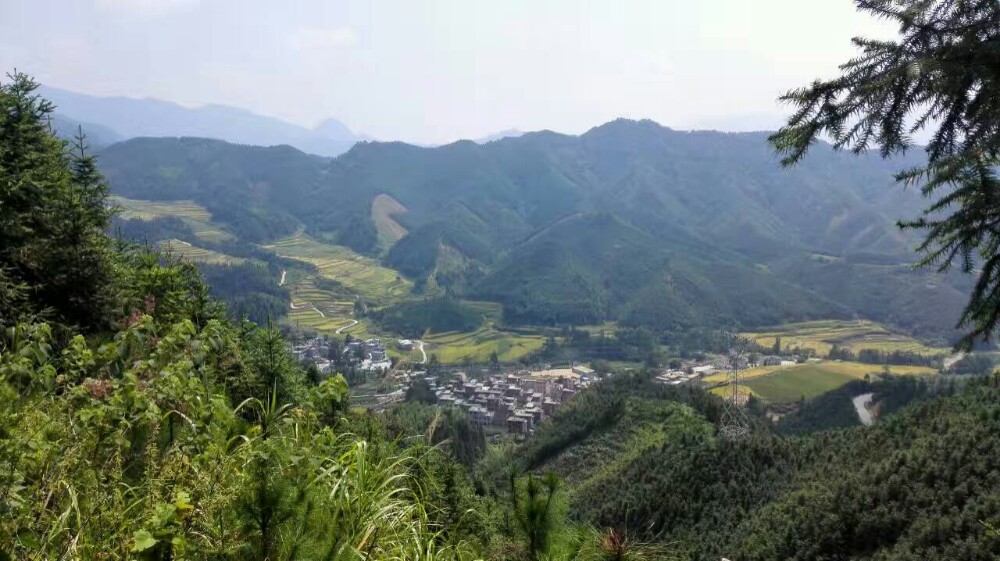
[743,319,949,357]
[113,196,233,243]
[265,234,412,304]
[707,360,936,403]
[158,239,244,265]
[423,325,545,363]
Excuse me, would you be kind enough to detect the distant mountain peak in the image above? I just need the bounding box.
[313,118,356,142]
[473,129,525,144]
[38,86,362,157]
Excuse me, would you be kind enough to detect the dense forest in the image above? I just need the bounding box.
[502,373,1000,560]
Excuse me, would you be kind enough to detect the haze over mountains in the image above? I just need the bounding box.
[45,87,547,155]
[95,118,968,343]
[41,86,365,157]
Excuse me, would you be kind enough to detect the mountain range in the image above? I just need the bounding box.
[95,119,971,342]
[41,86,364,157]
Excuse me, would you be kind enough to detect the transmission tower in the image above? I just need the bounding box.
[719,335,751,440]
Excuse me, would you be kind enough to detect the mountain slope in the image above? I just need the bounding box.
[42,86,362,156]
[95,119,970,340]
[513,374,1000,561]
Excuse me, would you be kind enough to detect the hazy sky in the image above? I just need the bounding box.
[1,0,895,144]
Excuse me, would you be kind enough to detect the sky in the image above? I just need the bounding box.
[0,0,897,145]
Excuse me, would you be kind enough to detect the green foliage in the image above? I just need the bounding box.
[951,353,998,375]
[0,80,491,560]
[770,0,1000,348]
[375,296,484,338]
[501,368,1000,559]
[0,71,116,331]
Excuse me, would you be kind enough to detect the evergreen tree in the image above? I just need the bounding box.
[770,0,1000,347]
[0,71,116,330]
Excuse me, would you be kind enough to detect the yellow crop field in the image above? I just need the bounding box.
[158,239,243,265]
[265,234,412,304]
[423,326,545,364]
[743,319,949,357]
[708,360,936,403]
[113,196,233,243]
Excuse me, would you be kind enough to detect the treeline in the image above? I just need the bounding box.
[373,296,483,338]
[492,366,1000,559]
[776,375,960,435]
[110,215,308,324]
[827,343,940,367]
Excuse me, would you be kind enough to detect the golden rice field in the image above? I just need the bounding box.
[423,325,546,364]
[157,239,244,265]
[112,196,233,243]
[707,360,936,403]
[743,319,949,357]
[264,234,412,304]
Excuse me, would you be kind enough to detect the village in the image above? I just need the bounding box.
[290,335,393,374]
[287,333,777,438]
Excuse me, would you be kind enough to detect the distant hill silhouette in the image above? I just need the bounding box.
[41,86,362,157]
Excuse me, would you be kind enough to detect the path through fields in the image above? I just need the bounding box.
[416,340,426,364]
[289,301,325,318]
[852,392,875,426]
[279,269,286,286]
[335,319,359,334]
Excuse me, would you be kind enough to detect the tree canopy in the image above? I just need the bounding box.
[770,0,1000,348]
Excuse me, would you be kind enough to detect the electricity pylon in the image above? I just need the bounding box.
[719,337,751,441]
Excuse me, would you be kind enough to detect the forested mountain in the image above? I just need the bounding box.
[96,119,970,342]
[50,114,124,148]
[41,86,363,157]
[505,372,1000,560]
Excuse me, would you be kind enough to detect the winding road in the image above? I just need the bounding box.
[852,393,875,426]
[943,352,966,371]
[416,340,426,364]
[335,320,359,334]
[278,269,286,287]
[289,301,325,318]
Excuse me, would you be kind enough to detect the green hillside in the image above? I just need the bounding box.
[499,372,1000,560]
[96,122,969,342]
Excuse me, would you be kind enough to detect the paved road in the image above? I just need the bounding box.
[278,269,286,286]
[335,319,359,334]
[416,340,426,364]
[852,392,875,426]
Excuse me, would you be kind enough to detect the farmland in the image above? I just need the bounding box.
[113,196,233,243]
[157,239,244,265]
[422,325,546,364]
[743,319,950,357]
[708,360,936,403]
[265,234,412,304]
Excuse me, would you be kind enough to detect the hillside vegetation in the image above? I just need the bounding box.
[96,121,971,342]
[6,73,686,561]
[497,373,1000,560]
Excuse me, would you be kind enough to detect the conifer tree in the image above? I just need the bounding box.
[0,71,116,330]
[770,0,1000,347]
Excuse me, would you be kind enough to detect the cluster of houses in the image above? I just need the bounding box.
[654,355,799,386]
[290,336,393,374]
[417,366,595,436]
